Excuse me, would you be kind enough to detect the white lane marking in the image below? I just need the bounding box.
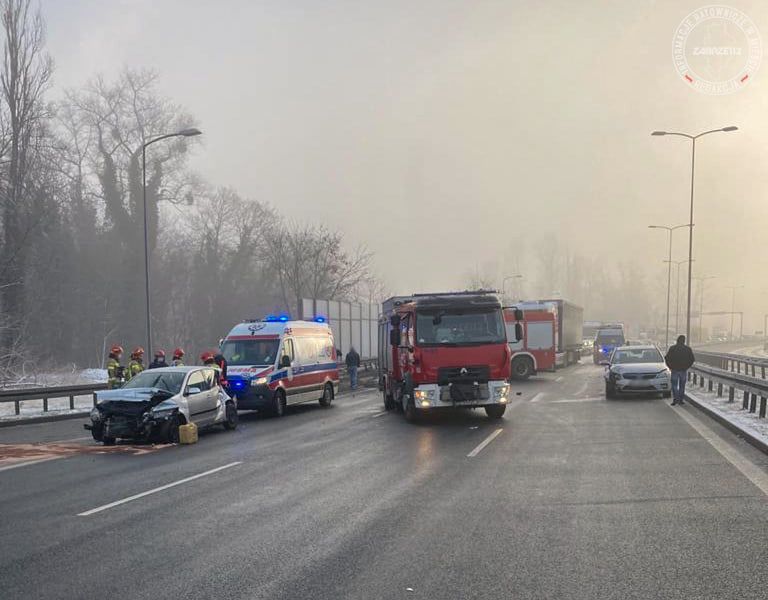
[552,396,604,404]
[372,411,387,418]
[574,381,588,397]
[671,405,768,498]
[530,392,545,403]
[467,428,504,458]
[555,376,564,383]
[0,456,60,473]
[78,462,242,516]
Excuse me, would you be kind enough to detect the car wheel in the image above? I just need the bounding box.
[102,436,116,446]
[485,404,506,419]
[605,382,616,400]
[511,356,534,380]
[90,423,104,443]
[272,389,286,417]
[319,383,334,407]
[223,402,238,430]
[167,416,181,443]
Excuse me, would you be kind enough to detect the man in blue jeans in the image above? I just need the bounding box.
[345,346,361,393]
[665,335,696,406]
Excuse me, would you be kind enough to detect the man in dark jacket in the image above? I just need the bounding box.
[665,335,695,406]
[345,347,361,392]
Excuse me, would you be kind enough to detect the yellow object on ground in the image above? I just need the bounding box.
[178,423,198,444]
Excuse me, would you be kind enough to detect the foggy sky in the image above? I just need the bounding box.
[42,0,768,333]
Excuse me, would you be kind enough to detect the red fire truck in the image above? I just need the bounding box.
[378,291,522,421]
[504,303,557,380]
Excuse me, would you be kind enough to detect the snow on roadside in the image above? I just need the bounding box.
[687,385,768,445]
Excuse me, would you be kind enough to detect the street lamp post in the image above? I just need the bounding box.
[664,259,690,338]
[649,224,689,348]
[725,284,744,341]
[502,275,523,303]
[142,128,202,355]
[692,275,715,343]
[651,126,738,341]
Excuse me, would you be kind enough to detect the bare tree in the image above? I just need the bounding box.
[0,0,52,351]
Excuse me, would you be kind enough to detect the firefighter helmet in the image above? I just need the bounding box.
[110,345,124,356]
[131,347,145,359]
[154,349,166,358]
[173,347,185,360]
[200,351,216,364]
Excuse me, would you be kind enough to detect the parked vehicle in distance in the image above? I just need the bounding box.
[85,366,238,445]
[540,299,584,366]
[504,303,556,379]
[593,325,626,364]
[378,291,522,420]
[602,345,671,399]
[221,317,339,417]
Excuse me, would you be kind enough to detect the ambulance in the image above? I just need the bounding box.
[221,316,340,417]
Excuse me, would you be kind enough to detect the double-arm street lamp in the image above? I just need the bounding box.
[651,126,738,341]
[142,128,202,355]
[725,284,744,341]
[649,224,690,348]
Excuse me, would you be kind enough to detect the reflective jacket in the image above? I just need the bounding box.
[127,360,144,380]
[107,357,122,389]
[171,359,184,367]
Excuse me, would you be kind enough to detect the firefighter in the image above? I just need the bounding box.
[106,345,124,389]
[126,347,145,380]
[200,351,217,367]
[214,352,228,383]
[171,347,185,367]
[149,349,167,369]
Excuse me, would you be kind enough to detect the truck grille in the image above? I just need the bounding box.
[437,366,490,385]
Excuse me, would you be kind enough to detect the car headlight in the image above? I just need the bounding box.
[151,408,176,419]
[90,407,102,421]
[655,370,670,379]
[253,377,268,385]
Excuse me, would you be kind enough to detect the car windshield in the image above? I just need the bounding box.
[416,308,505,345]
[612,349,663,364]
[597,335,625,345]
[121,371,186,394]
[222,339,280,366]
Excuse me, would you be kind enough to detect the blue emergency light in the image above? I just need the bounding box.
[314,316,326,323]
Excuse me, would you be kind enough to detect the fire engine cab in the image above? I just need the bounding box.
[378,291,522,421]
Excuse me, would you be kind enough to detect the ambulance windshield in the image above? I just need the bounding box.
[416,308,505,346]
[221,339,281,366]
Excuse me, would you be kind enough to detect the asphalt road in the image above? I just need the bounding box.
[2,365,768,599]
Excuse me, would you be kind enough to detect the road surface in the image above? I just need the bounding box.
[2,365,768,599]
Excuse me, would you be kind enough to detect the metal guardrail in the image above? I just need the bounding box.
[0,359,380,418]
[689,357,768,419]
[695,350,768,376]
[0,383,107,416]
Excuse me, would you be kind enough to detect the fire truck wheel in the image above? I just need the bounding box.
[319,383,334,407]
[484,405,506,419]
[383,391,396,411]
[511,356,534,380]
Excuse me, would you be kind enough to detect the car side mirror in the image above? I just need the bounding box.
[514,323,523,342]
[186,386,201,396]
[279,355,291,368]
[390,329,401,347]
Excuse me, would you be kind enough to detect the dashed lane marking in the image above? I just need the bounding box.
[530,392,545,403]
[552,396,604,404]
[467,428,504,458]
[372,411,388,418]
[555,376,564,383]
[78,461,243,516]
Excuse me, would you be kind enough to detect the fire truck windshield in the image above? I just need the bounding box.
[415,308,505,346]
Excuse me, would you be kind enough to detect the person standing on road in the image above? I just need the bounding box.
[171,347,185,367]
[345,346,361,392]
[126,347,145,381]
[106,345,124,389]
[149,349,167,369]
[665,335,695,406]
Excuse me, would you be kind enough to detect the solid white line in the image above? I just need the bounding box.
[671,405,768,498]
[78,462,242,516]
[555,376,564,383]
[530,392,545,403]
[467,428,504,458]
[0,456,60,473]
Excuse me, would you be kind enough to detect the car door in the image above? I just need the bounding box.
[184,370,209,424]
